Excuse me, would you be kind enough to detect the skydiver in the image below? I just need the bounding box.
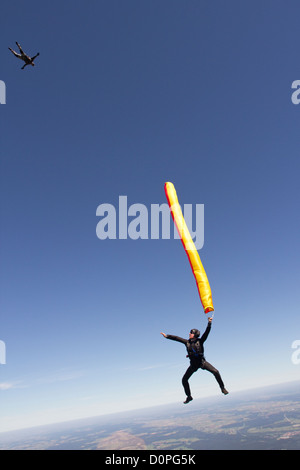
[8,42,40,69]
[161,317,228,404]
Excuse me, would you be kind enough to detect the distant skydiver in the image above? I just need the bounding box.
[161,317,228,404]
[8,42,40,69]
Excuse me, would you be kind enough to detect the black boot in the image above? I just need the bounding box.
[183,396,193,404]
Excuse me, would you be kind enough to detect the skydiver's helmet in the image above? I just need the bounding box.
[190,328,200,338]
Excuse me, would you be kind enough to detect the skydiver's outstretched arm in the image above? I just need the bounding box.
[160,332,188,345]
[31,52,40,61]
[200,317,213,343]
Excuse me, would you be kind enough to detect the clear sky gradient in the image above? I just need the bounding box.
[1,0,300,432]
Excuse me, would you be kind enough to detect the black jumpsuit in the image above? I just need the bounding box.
[8,42,39,69]
[166,323,225,398]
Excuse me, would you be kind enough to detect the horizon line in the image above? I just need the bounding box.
[0,378,299,436]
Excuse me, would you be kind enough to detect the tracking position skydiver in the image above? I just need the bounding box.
[161,317,228,404]
[8,42,40,69]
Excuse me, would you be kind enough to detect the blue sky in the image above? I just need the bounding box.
[1,0,300,432]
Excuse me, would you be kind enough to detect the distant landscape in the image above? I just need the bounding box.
[1,381,299,450]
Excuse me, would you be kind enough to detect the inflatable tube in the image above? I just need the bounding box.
[164,182,214,314]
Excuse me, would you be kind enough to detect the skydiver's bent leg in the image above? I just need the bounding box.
[16,42,25,54]
[201,360,228,393]
[8,48,21,59]
[182,365,196,402]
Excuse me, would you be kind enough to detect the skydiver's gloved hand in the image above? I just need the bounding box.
[208,317,213,323]
[160,332,167,338]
